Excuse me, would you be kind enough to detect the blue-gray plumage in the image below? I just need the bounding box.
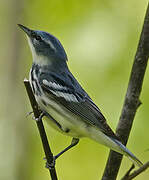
[18,24,143,167]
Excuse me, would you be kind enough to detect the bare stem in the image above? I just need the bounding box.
[121,164,135,180]
[24,79,58,180]
[102,3,149,180]
[121,161,149,180]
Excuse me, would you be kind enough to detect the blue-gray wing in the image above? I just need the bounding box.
[39,71,118,139]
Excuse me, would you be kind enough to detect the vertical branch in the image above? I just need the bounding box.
[102,3,149,180]
[24,79,58,180]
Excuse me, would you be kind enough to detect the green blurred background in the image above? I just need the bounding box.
[0,0,149,179]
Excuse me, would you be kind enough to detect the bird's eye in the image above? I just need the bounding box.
[31,32,42,41]
[35,35,42,41]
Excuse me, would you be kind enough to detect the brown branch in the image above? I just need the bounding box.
[121,161,149,180]
[24,79,58,180]
[102,3,149,180]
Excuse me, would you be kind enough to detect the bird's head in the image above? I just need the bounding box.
[18,24,68,66]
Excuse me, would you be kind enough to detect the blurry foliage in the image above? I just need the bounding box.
[0,0,149,179]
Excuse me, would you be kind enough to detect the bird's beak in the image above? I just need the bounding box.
[18,24,32,37]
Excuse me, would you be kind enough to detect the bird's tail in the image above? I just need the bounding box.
[110,137,143,167]
[89,128,143,167]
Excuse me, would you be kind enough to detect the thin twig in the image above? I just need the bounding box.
[121,164,135,180]
[24,79,58,180]
[121,161,149,180]
[102,3,149,180]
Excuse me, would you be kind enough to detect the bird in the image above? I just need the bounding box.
[18,24,142,167]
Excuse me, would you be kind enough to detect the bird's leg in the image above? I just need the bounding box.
[46,138,79,169]
[33,111,47,121]
[54,138,79,160]
[38,111,46,121]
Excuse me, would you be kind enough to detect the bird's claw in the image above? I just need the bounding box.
[32,115,40,121]
[26,111,39,121]
[44,157,56,169]
[31,111,46,121]
[26,111,33,118]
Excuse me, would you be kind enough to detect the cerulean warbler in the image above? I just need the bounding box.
[18,24,142,167]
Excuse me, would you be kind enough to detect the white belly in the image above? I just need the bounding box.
[36,94,89,138]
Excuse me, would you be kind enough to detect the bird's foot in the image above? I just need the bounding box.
[32,111,46,121]
[44,157,56,169]
[26,111,33,118]
[26,111,39,121]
